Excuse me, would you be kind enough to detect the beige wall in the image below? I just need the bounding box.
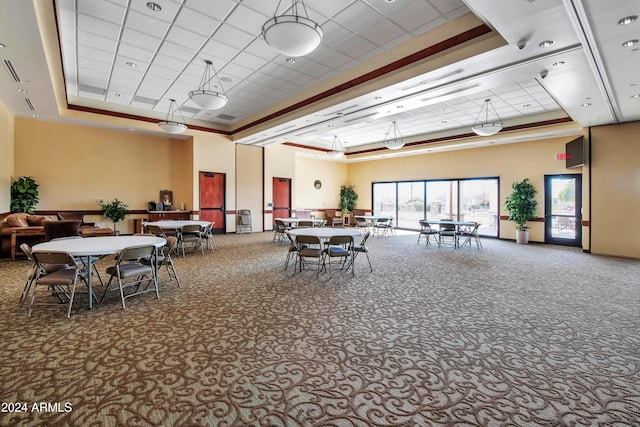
[14,118,192,233]
[348,135,583,243]
[191,132,235,231]
[295,156,348,214]
[0,101,14,212]
[236,144,263,232]
[590,121,640,258]
[264,144,296,227]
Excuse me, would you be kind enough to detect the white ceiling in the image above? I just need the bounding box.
[0,0,638,158]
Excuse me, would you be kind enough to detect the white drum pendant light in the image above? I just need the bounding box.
[262,0,323,57]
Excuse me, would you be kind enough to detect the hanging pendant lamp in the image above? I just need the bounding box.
[158,99,187,134]
[262,0,323,57]
[471,99,503,136]
[327,135,345,158]
[383,121,405,150]
[189,59,228,110]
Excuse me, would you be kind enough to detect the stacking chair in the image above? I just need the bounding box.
[458,222,482,250]
[325,235,354,277]
[28,251,89,318]
[178,224,204,257]
[294,235,325,278]
[142,236,181,287]
[102,245,158,309]
[200,223,216,251]
[146,224,168,238]
[237,209,252,233]
[296,220,314,228]
[417,220,438,246]
[438,221,458,247]
[373,217,395,237]
[19,243,68,307]
[273,219,289,243]
[284,232,302,271]
[349,231,372,272]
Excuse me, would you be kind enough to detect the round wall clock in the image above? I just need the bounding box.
[314,180,322,189]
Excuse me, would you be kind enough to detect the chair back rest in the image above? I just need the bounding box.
[360,231,371,245]
[275,219,286,230]
[295,235,321,246]
[43,220,82,241]
[297,220,313,228]
[165,236,178,251]
[328,235,353,246]
[146,224,166,237]
[20,243,34,262]
[32,251,75,268]
[117,245,156,263]
[181,224,201,234]
[239,211,251,225]
[439,222,456,231]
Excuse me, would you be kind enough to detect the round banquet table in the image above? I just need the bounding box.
[32,236,166,309]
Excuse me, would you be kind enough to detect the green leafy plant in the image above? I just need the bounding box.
[504,178,538,231]
[339,185,358,213]
[10,176,39,214]
[100,198,128,232]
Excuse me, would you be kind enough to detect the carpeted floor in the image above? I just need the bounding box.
[0,231,638,426]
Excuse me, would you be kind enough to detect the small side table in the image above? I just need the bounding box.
[342,213,351,227]
[11,228,46,261]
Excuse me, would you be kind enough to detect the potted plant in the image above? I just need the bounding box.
[100,198,128,235]
[504,178,538,244]
[339,185,358,213]
[10,176,39,213]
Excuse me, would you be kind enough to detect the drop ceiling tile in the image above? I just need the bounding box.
[333,2,382,33]
[319,20,357,47]
[121,28,162,51]
[334,35,378,59]
[77,46,112,64]
[359,19,407,48]
[166,26,208,50]
[125,10,171,39]
[211,23,256,50]
[225,5,269,36]
[259,62,292,79]
[308,0,353,20]
[57,6,75,29]
[311,46,353,70]
[410,16,448,36]
[243,38,281,61]
[157,40,197,63]
[296,60,332,79]
[389,0,440,33]
[201,40,239,63]
[232,51,269,71]
[429,0,466,15]
[117,43,156,64]
[176,7,220,36]
[153,54,188,72]
[77,1,125,25]
[183,0,235,20]
[77,13,121,40]
[77,30,117,54]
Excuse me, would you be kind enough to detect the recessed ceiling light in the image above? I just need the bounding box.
[538,40,555,48]
[384,0,396,3]
[32,114,38,118]
[286,58,296,64]
[146,2,161,12]
[374,96,382,100]
[17,88,26,93]
[0,43,6,48]
[522,103,531,107]
[622,39,639,48]
[631,94,640,99]
[618,15,637,26]
[580,103,592,107]
[396,105,403,108]
[126,61,137,67]
[129,128,135,131]
[115,93,124,97]
[552,60,566,67]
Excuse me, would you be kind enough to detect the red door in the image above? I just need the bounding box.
[200,171,225,234]
[273,177,291,225]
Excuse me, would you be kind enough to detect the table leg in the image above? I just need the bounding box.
[87,255,94,310]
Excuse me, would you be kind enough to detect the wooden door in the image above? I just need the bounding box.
[200,171,226,234]
[273,177,291,225]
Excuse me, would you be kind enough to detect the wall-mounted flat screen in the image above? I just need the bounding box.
[566,136,584,168]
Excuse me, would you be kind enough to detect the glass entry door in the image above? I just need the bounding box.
[544,174,582,246]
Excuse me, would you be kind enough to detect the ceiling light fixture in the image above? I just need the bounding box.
[146,2,161,12]
[0,43,6,48]
[538,40,555,48]
[618,15,637,26]
[262,0,323,57]
[621,39,638,48]
[382,121,405,150]
[189,59,228,110]
[327,135,345,158]
[158,99,187,134]
[631,94,640,99]
[471,99,503,136]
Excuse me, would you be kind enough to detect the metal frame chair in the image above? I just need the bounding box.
[101,245,158,309]
[417,220,438,246]
[28,251,89,318]
[325,235,354,277]
[349,230,372,272]
[142,236,181,287]
[458,222,482,250]
[178,224,204,257]
[237,209,252,233]
[294,235,325,278]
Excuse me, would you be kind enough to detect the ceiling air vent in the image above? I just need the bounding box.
[78,84,106,96]
[179,106,199,114]
[132,95,157,105]
[3,59,21,82]
[216,113,236,121]
[24,98,35,111]
[344,112,378,123]
[295,129,317,136]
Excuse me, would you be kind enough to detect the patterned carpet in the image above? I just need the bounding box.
[0,231,638,426]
